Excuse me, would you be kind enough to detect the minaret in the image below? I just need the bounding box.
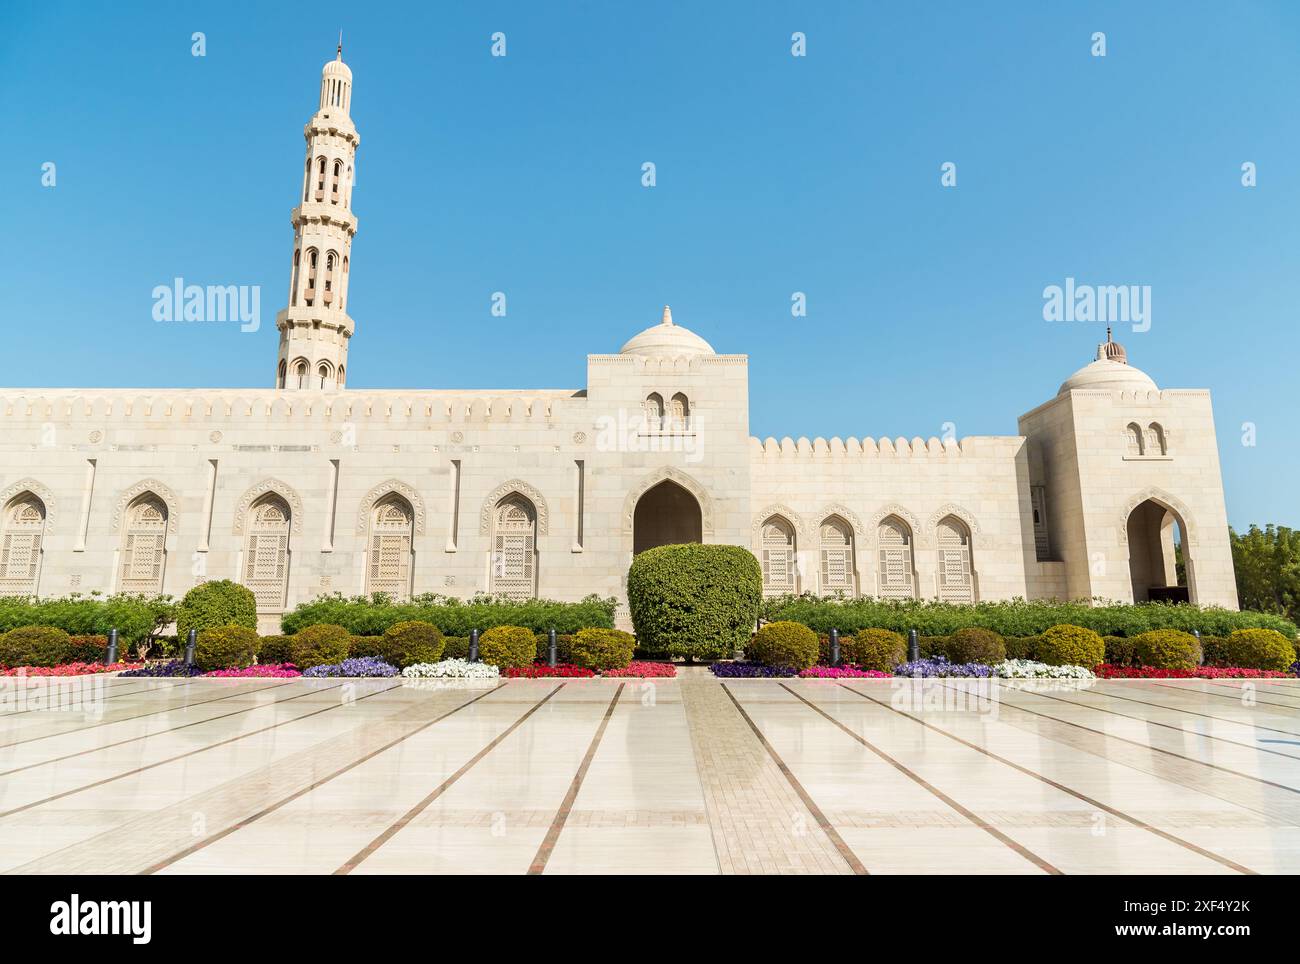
[275,38,359,390]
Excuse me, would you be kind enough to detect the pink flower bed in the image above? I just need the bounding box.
[799,665,891,679]
[603,661,677,678]
[1096,664,1292,679]
[204,663,302,678]
[1,662,131,677]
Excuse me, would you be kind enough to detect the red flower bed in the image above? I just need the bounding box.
[1,662,132,677]
[1096,664,1293,679]
[603,661,677,678]
[505,663,596,678]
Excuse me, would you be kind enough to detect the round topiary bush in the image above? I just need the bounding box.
[256,635,295,665]
[0,626,74,668]
[626,544,762,662]
[747,621,819,671]
[1132,629,1201,670]
[533,632,574,663]
[1036,624,1106,668]
[442,635,470,660]
[176,580,257,640]
[379,621,445,668]
[348,635,385,660]
[478,625,537,669]
[946,627,1006,665]
[194,625,259,672]
[847,628,907,672]
[1223,628,1297,672]
[290,623,353,670]
[569,628,636,671]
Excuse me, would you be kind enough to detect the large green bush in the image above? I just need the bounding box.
[478,626,536,669]
[0,626,74,668]
[379,620,445,668]
[1036,624,1106,667]
[944,627,1006,665]
[281,592,616,636]
[747,621,819,670]
[194,625,259,672]
[257,634,295,665]
[1222,629,1295,671]
[290,624,352,669]
[847,628,906,672]
[759,594,1298,638]
[442,635,470,659]
[1132,629,1201,670]
[348,635,385,659]
[0,593,173,647]
[176,581,257,639]
[627,544,761,661]
[569,628,635,671]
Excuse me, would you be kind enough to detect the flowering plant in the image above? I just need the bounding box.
[603,661,677,678]
[119,660,202,678]
[504,663,595,678]
[798,665,890,679]
[302,657,399,678]
[2,661,131,677]
[709,661,797,678]
[204,663,301,678]
[893,656,994,678]
[1096,664,1291,679]
[994,659,1095,680]
[402,659,500,680]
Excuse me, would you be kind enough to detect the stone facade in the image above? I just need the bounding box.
[0,51,1239,631]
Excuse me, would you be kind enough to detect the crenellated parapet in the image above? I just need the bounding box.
[748,434,1018,458]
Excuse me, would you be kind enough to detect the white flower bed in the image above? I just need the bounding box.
[402,658,500,680]
[994,659,1095,680]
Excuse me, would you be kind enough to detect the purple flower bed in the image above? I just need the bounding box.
[119,660,202,678]
[709,661,797,678]
[892,657,994,678]
[302,656,399,678]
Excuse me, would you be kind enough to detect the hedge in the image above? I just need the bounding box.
[569,628,636,671]
[746,621,819,671]
[478,626,536,669]
[0,626,74,668]
[0,594,174,646]
[379,621,445,668]
[627,544,762,661]
[760,595,1297,639]
[194,625,259,672]
[281,592,617,636]
[176,581,257,639]
[291,624,353,669]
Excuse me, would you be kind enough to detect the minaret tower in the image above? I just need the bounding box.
[275,37,359,390]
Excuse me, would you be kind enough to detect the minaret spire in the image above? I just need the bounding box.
[337,30,343,59]
[662,305,673,326]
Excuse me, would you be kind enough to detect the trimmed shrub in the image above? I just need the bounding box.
[257,635,295,665]
[1132,629,1201,670]
[290,623,353,670]
[176,580,257,639]
[945,627,1006,665]
[569,628,636,671]
[0,594,174,647]
[917,635,948,658]
[0,626,73,668]
[194,625,259,672]
[442,635,470,660]
[847,628,907,672]
[533,632,573,664]
[1104,635,1137,667]
[478,626,537,669]
[1036,624,1106,668]
[627,544,762,662]
[379,621,445,668]
[281,592,616,636]
[746,621,819,671]
[348,635,384,659]
[1004,635,1039,661]
[1222,628,1296,672]
[67,635,109,663]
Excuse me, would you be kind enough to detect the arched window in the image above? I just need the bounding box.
[1126,422,1145,456]
[819,516,855,595]
[290,248,300,306]
[119,494,168,595]
[936,515,975,603]
[366,494,414,600]
[670,393,690,429]
[1147,422,1167,455]
[303,156,311,202]
[337,365,345,387]
[760,516,797,595]
[315,156,327,200]
[277,359,287,389]
[304,248,318,306]
[0,493,46,597]
[324,251,337,305]
[643,393,664,431]
[340,255,349,309]
[331,160,342,203]
[877,516,915,600]
[491,494,537,599]
[243,495,291,610]
[317,362,332,389]
[293,359,308,389]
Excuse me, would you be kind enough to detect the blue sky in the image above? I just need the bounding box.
[4,1,1297,529]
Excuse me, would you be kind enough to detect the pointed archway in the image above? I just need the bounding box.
[1126,498,1192,604]
[633,480,702,554]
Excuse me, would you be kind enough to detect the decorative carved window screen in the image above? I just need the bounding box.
[367,496,413,600]
[0,497,45,597]
[761,517,797,595]
[244,497,291,610]
[120,496,167,595]
[877,517,915,600]
[936,516,974,603]
[819,518,854,594]
[491,496,536,599]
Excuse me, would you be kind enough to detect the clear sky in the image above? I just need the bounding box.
[4,1,1297,530]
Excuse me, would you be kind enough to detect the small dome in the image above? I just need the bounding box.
[620,306,715,358]
[1058,331,1156,394]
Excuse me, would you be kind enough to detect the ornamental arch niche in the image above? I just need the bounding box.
[1123,493,1194,604]
[632,480,702,554]
[621,468,715,552]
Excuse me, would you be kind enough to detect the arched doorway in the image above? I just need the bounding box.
[633,480,702,554]
[1126,498,1192,604]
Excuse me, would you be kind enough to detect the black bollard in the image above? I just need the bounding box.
[548,628,558,668]
[105,628,119,666]
[1193,628,1203,665]
[183,628,197,667]
[468,628,480,663]
[829,628,841,667]
[908,628,919,663]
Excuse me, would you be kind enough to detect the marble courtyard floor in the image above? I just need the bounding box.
[3,670,1300,874]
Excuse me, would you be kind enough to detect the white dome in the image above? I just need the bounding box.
[1058,337,1157,394]
[620,306,715,357]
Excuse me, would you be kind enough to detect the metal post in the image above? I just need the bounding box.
[548,628,558,668]
[105,628,119,666]
[469,628,480,663]
[908,628,919,663]
[829,628,841,667]
[1193,628,1203,665]
[183,629,197,667]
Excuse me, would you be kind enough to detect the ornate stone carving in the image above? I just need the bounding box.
[232,478,305,534]
[0,478,56,528]
[926,503,981,536]
[867,503,923,545]
[111,479,181,533]
[479,479,549,535]
[356,479,426,535]
[1118,487,1196,546]
[572,431,587,444]
[621,467,714,534]
[88,430,103,443]
[209,431,223,443]
[751,503,807,539]
[815,503,865,538]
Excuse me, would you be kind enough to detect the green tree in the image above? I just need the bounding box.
[1230,524,1300,625]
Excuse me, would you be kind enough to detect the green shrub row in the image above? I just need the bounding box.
[280,592,617,636]
[0,594,174,646]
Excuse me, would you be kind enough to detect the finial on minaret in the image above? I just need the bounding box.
[1106,325,1113,343]
[662,305,673,326]
[337,29,343,59]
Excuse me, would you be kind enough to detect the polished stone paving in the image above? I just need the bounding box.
[3,670,1300,874]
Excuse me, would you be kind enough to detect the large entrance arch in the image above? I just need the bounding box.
[633,480,703,554]
[1126,498,1192,604]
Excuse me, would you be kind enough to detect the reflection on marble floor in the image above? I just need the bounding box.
[3,670,1299,874]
